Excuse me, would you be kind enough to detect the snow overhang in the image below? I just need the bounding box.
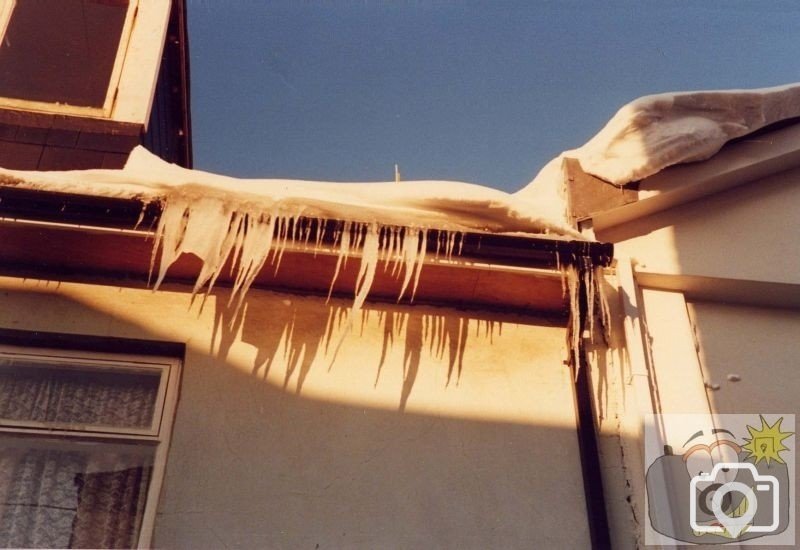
[0,151,613,316]
[574,118,800,232]
[513,83,800,233]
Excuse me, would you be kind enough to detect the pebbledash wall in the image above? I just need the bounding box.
[0,274,592,548]
[586,131,800,548]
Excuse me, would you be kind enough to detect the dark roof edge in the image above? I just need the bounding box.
[175,0,193,168]
[0,186,613,270]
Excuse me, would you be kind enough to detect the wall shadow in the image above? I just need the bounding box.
[0,287,594,549]
[212,296,485,412]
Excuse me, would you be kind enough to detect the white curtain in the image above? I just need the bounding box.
[0,361,157,548]
[0,445,152,548]
[0,361,158,429]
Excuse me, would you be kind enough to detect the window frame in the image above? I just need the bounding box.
[0,0,13,45]
[0,0,170,127]
[0,343,182,549]
[0,0,139,118]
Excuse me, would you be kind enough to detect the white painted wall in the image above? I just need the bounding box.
[589,156,800,547]
[599,167,800,286]
[689,301,800,417]
[0,276,590,549]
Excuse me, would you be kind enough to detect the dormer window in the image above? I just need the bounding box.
[0,0,169,127]
[0,0,137,116]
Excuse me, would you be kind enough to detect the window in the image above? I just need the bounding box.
[0,0,138,117]
[0,0,169,126]
[0,345,181,549]
[0,1,13,47]
[0,0,136,114]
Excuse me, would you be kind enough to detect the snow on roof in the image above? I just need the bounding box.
[0,147,582,325]
[0,146,576,237]
[517,82,800,199]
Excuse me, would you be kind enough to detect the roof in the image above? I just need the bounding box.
[0,147,612,315]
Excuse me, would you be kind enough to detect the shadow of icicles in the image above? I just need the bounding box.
[211,294,491,410]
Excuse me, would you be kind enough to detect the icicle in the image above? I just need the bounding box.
[594,265,612,343]
[194,208,243,302]
[313,218,326,256]
[271,215,291,274]
[556,250,568,297]
[150,193,441,342]
[410,230,427,301]
[564,260,613,380]
[396,227,419,302]
[445,231,457,260]
[327,221,353,301]
[229,213,277,318]
[351,222,380,315]
[390,227,403,276]
[150,197,190,288]
[566,264,582,380]
[134,203,147,230]
[584,267,595,340]
[300,218,310,248]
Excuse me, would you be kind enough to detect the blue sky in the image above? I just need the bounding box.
[187,1,800,192]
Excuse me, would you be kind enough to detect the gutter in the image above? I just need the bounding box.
[0,186,613,270]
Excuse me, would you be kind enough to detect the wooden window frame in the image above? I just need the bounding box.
[0,0,13,45]
[0,344,182,549]
[0,0,170,127]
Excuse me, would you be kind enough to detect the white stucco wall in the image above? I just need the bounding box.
[689,301,800,417]
[588,163,800,547]
[599,167,800,286]
[0,276,591,549]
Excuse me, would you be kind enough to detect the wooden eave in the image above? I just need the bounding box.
[0,187,613,317]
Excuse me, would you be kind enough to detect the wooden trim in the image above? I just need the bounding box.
[137,353,181,548]
[563,157,638,226]
[638,288,712,415]
[617,258,656,414]
[103,0,140,115]
[0,98,109,119]
[0,425,160,442]
[635,271,800,311]
[0,0,170,127]
[113,0,171,125]
[0,0,14,43]
[0,326,186,357]
[0,218,572,314]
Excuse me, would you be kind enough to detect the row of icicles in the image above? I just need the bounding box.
[148,196,463,323]
[148,196,609,367]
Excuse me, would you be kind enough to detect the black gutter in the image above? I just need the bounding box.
[0,187,613,270]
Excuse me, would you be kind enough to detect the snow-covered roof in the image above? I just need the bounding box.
[0,146,576,238]
[516,82,800,202]
[1,82,797,316]
[0,147,586,321]
[3,83,797,238]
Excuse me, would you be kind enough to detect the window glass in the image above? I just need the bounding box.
[0,358,161,431]
[0,435,154,549]
[0,0,130,108]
